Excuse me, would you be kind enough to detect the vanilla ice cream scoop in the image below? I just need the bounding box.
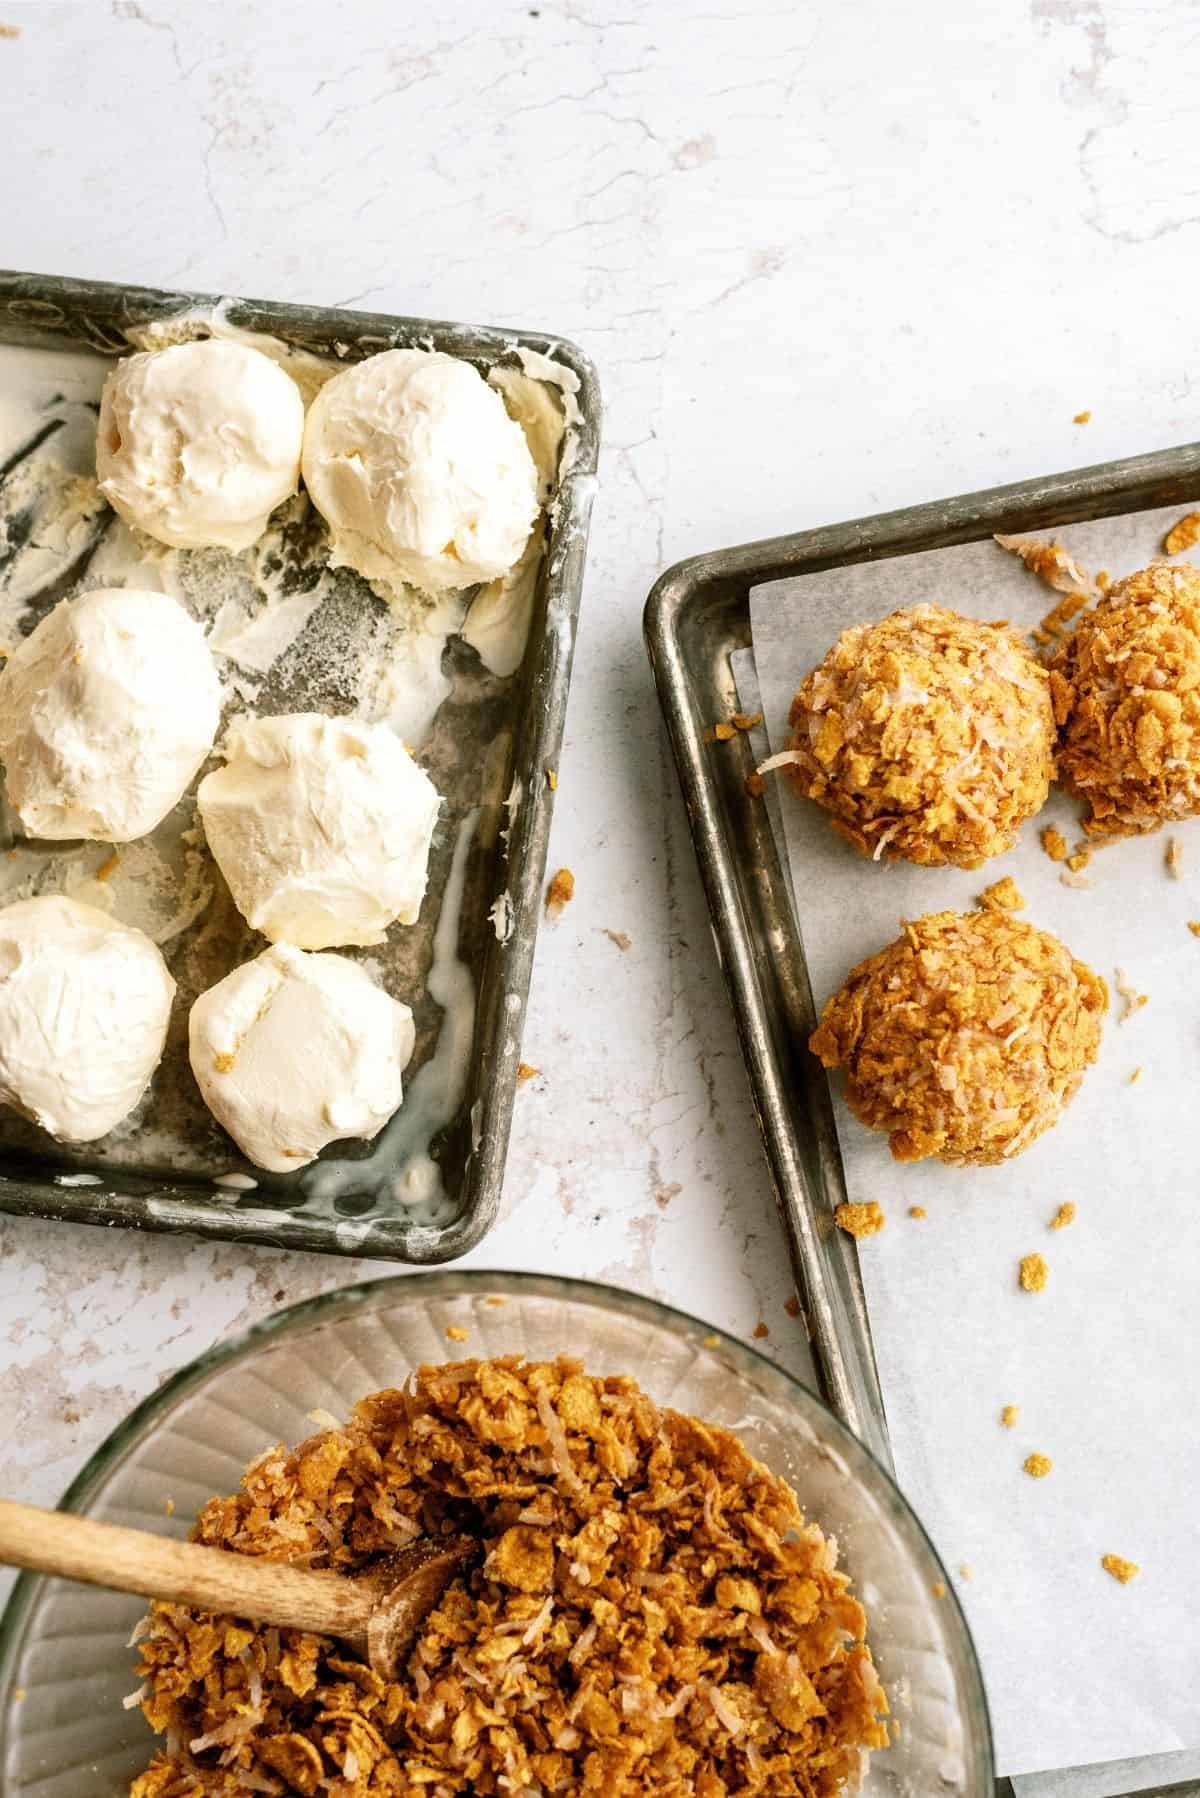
[0,586,223,842]
[97,339,305,551]
[197,713,441,950]
[0,896,175,1142]
[189,943,414,1172]
[301,348,539,597]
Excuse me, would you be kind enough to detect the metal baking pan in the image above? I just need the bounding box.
[646,442,1200,1798]
[0,271,599,1262]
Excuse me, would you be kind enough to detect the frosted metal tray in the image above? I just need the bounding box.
[645,442,1200,1798]
[0,271,599,1262]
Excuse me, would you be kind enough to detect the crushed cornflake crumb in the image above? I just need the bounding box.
[1020,1253,1048,1293]
[1102,1553,1140,1584]
[745,770,766,797]
[932,1581,947,1600]
[1035,588,1094,652]
[600,928,632,951]
[1001,1405,1020,1428]
[995,533,1092,596]
[732,711,763,731]
[1041,825,1070,862]
[445,1325,469,1343]
[96,850,120,881]
[1188,922,1200,938]
[546,768,558,790]
[517,1062,539,1083]
[1073,409,1092,425]
[909,1205,927,1220]
[784,1295,801,1318]
[713,721,737,741]
[702,1333,721,1347]
[164,1498,175,1517]
[1060,870,1092,889]
[1024,1453,1053,1478]
[128,1357,889,1797]
[544,867,575,918]
[1096,569,1111,591]
[1167,837,1184,879]
[978,875,1025,912]
[1164,512,1200,557]
[1129,1066,1143,1084]
[1049,1201,1076,1230]
[752,1321,770,1339]
[835,1200,886,1240]
[0,22,21,37]
[958,1564,972,1580]
[486,1295,507,1306]
[1114,967,1149,1022]
[1066,849,1091,872]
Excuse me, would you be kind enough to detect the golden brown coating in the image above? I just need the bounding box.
[810,910,1107,1166]
[786,605,1055,868]
[130,1357,887,1798]
[1050,562,1200,838]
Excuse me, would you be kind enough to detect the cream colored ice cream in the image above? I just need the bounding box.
[0,586,222,842]
[96,339,304,551]
[0,896,175,1142]
[301,348,539,597]
[197,713,441,949]
[189,943,414,1172]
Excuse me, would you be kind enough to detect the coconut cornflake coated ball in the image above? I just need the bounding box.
[1050,562,1200,839]
[810,909,1107,1167]
[785,604,1055,868]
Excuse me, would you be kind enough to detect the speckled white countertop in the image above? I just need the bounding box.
[1,0,1196,1528]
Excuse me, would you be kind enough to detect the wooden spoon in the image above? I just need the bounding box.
[0,1498,476,1680]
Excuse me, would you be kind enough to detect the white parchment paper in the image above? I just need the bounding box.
[748,504,1200,1782]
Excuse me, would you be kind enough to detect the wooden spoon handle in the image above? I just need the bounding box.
[0,1499,371,1650]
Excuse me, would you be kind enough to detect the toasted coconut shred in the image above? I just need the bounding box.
[129,1358,887,1798]
[783,605,1055,869]
[810,909,1107,1167]
[1049,563,1200,839]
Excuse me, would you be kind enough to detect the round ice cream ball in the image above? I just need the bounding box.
[189,942,414,1172]
[301,347,539,597]
[1050,562,1200,838]
[0,895,175,1142]
[783,604,1055,868]
[810,909,1107,1166]
[0,587,222,842]
[96,339,304,551]
[197,713,442,950]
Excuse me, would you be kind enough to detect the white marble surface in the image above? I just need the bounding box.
[1,0,1196,1555]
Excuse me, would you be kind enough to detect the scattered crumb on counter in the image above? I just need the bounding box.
[516,1062,539,1083]
[932,1581,947,1600]
[0,22,21,37]
[752,1321,769,1339]
[1129,1066,1143,1084]
[702,1333,721,1348]
[979,875,1025,911]
[1102,1554,1140,1584]
[546,768,558,790]
[1001,1405,1020,1428]
[1114,967,1149,1022]
[1020,1253,1048,1293]
[1041,825,1070,862]
[909,1205,927,1220]
[164,1498,175,1516]
[96,850,120,881]
[1066,849,1091,872]
[485,1296,507,1306]
[1188,921,1200,938]
[214,1051,236,1074]
[1024,1453,1053,1479]
[1167,837,1184,879]
[1073,409,1091,425]
[445,1325,469,1343]
[731,710,763,731]
[545,866,575,917]
[995,532,1091,596]
[745,770,766,797]
[1049,1201,1076,1231]
[959,1564,972,1580]
[784,1294,801,1318]
[1036,588,1093,648]
[600,927,631,951]
[1096,569,1111,592]
[1060,870,1092,890]
[1164,512,1200,557]
[713,721,737,741]
[836,1199,886,1240]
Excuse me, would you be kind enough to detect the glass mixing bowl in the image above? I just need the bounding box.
[0,1271,993,1795]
